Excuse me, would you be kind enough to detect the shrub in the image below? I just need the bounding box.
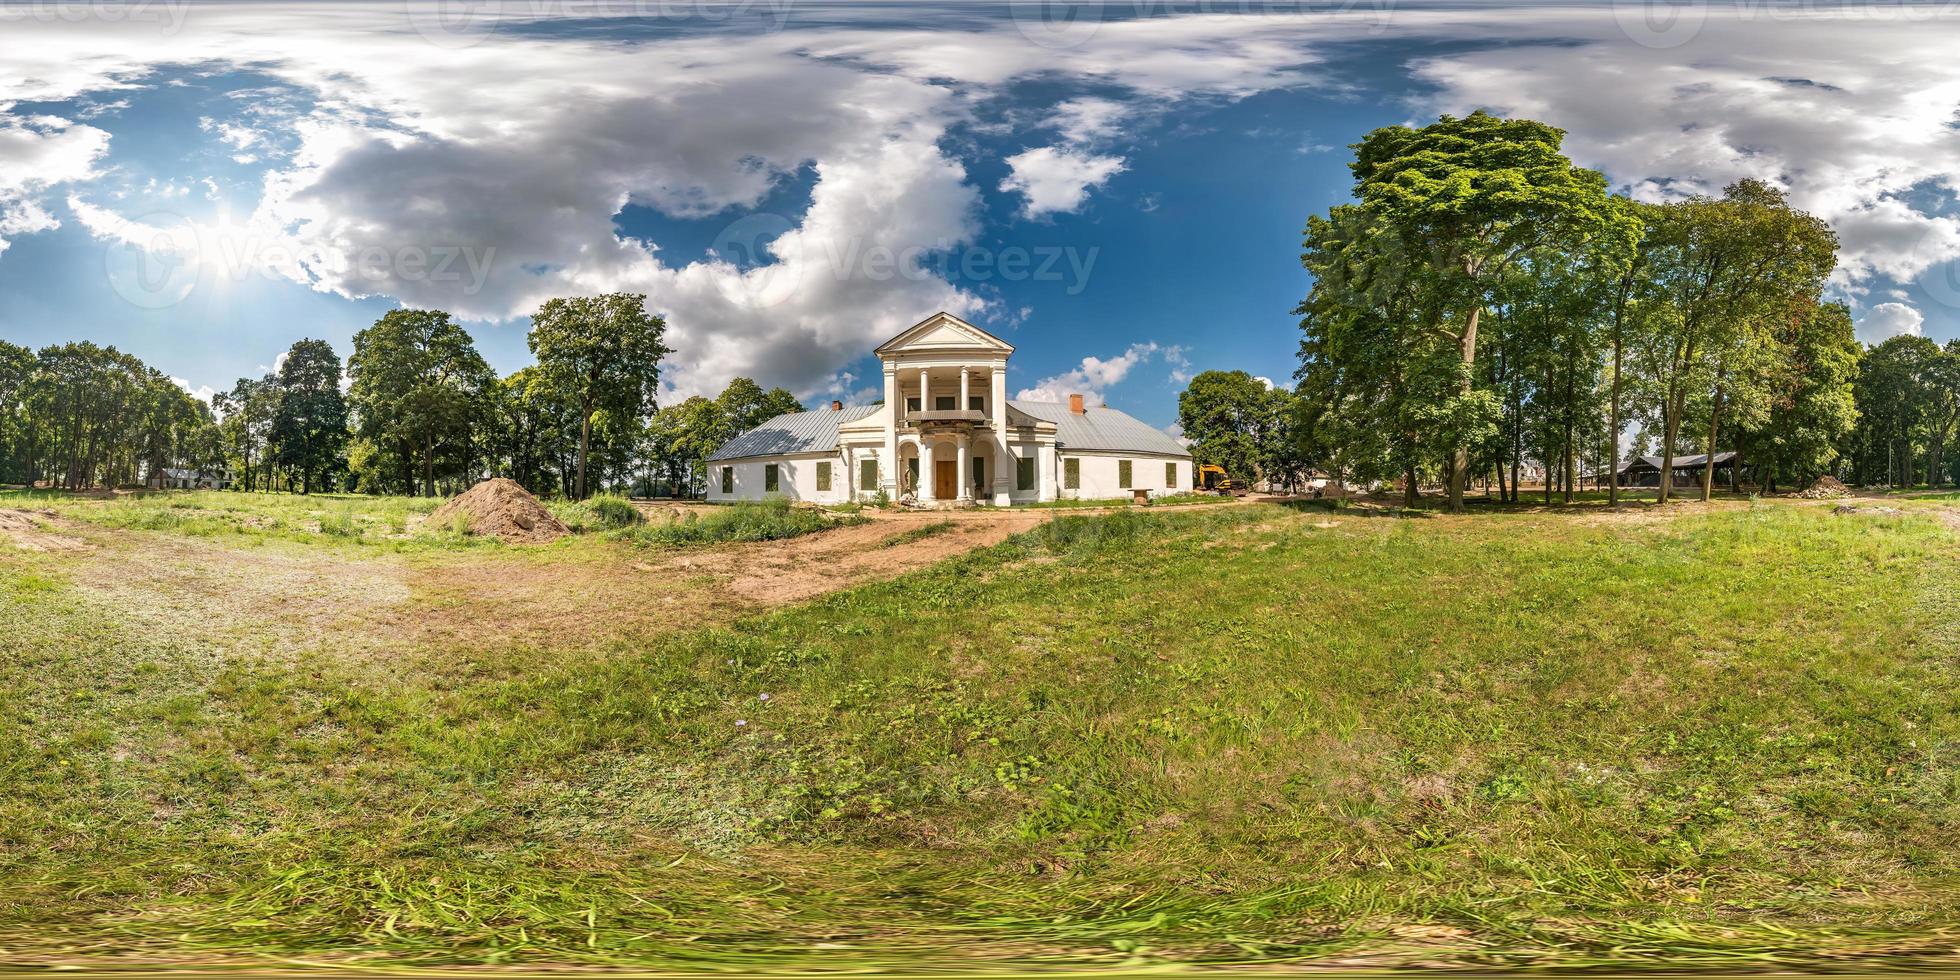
[319,509,361,538]
[1025,509,1148,555]
[584,494,645,529]
[624,498,849,546]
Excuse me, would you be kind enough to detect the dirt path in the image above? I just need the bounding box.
[689,510,1052,605]
[0,508,92,552]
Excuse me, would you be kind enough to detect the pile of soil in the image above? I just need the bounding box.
[1793,475,1850,499]
[427,478,568,543]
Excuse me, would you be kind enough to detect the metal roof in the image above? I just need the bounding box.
[1008,400,1191,457]
[1619,452,1737,473]
[708,405,879,461]
[707,400,1189,461]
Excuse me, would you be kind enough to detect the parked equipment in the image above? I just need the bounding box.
[1195,464,1236,494]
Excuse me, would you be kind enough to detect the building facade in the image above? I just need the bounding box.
[706,313,1192,506]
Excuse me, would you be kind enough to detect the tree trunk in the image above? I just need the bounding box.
[1447,306,1482,513]
[1701,376,1723,503]
[576,412,592,500]
[1403,464,1418,509]
[1658,385,1685,505]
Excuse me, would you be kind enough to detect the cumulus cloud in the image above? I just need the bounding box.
[1000,145,1127,218]
[1858,302,1925,342]
[9,2,1960,400]
[1164,344,1193,384]
[0,114,107,252]
[1401,6,1960,293]
[1016,341,1160,405]
[171,377,218,405]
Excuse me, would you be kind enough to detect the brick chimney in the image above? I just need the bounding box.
[830,400,843,411]
[1068,393,1086,415]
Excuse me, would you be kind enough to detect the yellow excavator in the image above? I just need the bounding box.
[1195,464,1237,495]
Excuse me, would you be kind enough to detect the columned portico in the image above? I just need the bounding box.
[955,433,972,503]
[918,436,937,503]
[705,312,1192,508]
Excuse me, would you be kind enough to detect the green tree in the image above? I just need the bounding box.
[347,310,493,497]
[1177,370,1281,488]
[1347,110,1638,510]
[527,293,671,499]
[716,376,804,435]
[1734,302,1861,491]
[1632,180,1837,502]
[269,339,348,494]
[1852,334,1940,487]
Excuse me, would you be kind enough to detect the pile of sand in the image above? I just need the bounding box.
[427,478,568,543]
[1793,475,1850,499]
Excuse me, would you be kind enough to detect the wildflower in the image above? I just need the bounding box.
[735,719,748,727]
[758,692,771,702]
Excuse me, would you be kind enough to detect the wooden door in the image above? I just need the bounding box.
[934,459,957,500]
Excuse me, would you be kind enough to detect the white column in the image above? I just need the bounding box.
[1038,442,1058,502]
[919,438,936,502]
[959,367,970,413]
[956,434,971,502]
[990,363,1011,505]
[881,367,898,495]
[919,368,930,414]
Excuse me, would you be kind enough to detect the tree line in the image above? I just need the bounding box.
[0,293,805,499]
[1265,110,1876,507]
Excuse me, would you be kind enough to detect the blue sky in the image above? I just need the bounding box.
[1,1,1957,430]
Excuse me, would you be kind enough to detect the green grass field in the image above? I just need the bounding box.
[3,490,1959,971]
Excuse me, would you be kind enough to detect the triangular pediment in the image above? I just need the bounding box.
[874,312,1014,356]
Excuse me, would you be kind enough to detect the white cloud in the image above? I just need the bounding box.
[1046,97,1130,144]
[171,377,218,405]
[1858,302,1925,343]
[999,145,1127,218]
[1016,341,1160,405]
[1401,6,1960,294]
[0,114,107,252]
[1165,344,1193,384]
[9,2,1960,399]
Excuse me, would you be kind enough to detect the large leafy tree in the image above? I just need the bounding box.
[1632,180,1837,502]
[1851,334,1941,487]
[716,376,803,434]
[1733,302,1861,491]
[269,339,348,494]
[347,309,493,497]
[527,293,671,499]
[1347,110,1638,510]
[1177,370,1285,488]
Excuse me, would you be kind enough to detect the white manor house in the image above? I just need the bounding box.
[706,313,1193,507]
